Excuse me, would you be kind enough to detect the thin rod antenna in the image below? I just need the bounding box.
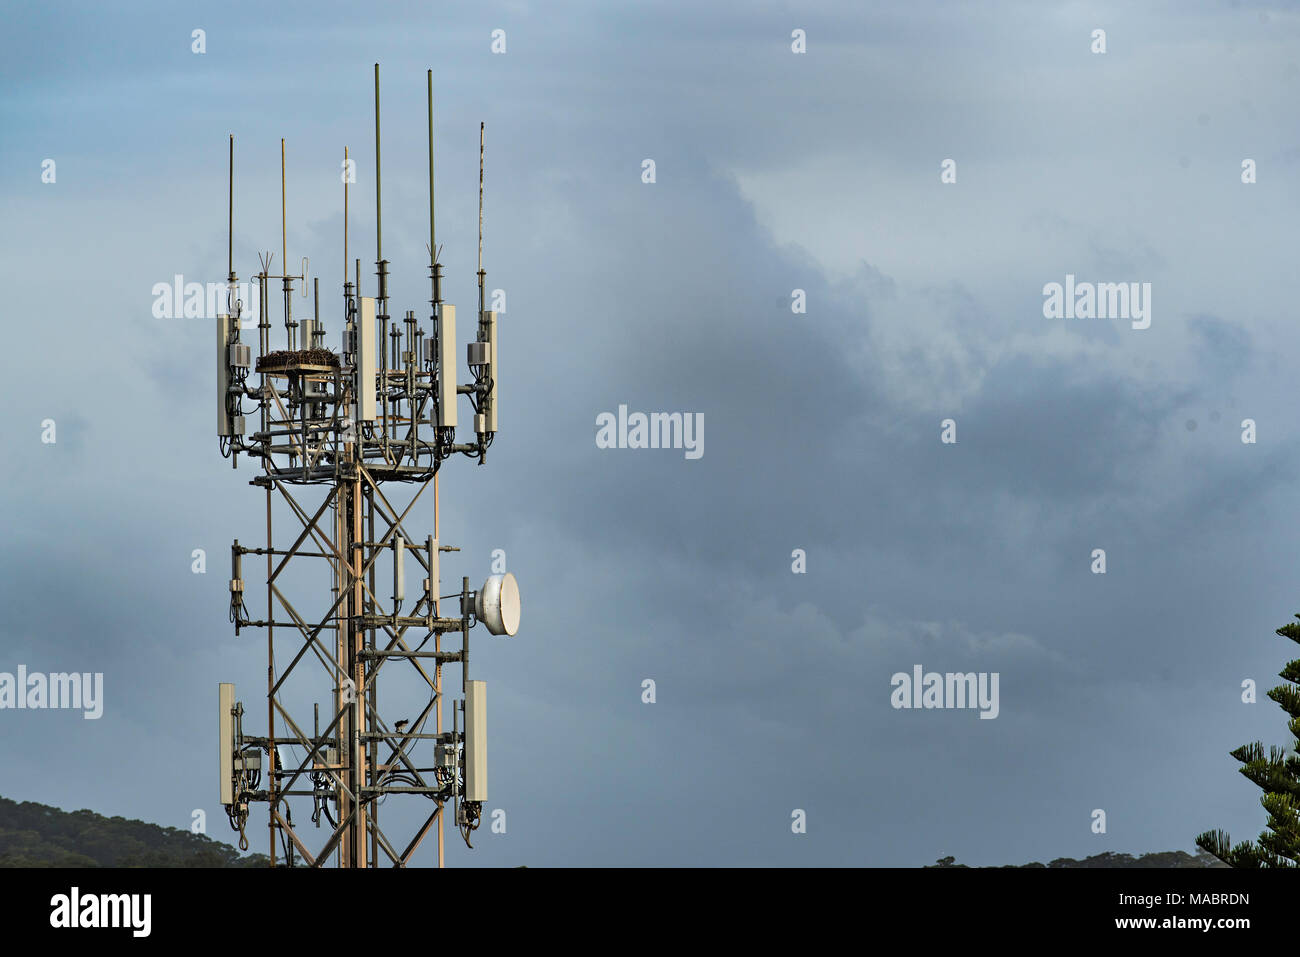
[344,146,349,285]
[427,71,435,272]
[374,63,382,265]
[478,122,485,316]
[281,137,293,348]
[280,138,287,280]
[373,64,388,449]
[227,135,234,283]
[427,70,441,309]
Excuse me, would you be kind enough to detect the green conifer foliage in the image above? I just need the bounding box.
[1196,616,1300,867]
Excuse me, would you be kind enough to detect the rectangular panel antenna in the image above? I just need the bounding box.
[481,310,497,433]
[438,303,457,428]
[358,296,377,422]
[219,682,235,805]
[217,316,234,436]
[393,533,404,604]
[465,680,487,802]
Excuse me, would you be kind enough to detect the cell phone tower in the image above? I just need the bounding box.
[214,64,519,868]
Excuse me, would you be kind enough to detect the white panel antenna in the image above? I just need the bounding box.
[219,682,235,805]
[464,681,487,802]
[357,296,377,421]
[392,533,405,605]
[437,303,457,428]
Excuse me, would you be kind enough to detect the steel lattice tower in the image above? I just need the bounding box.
[214,65,519,868]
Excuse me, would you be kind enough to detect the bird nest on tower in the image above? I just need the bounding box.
[255,348,341,372]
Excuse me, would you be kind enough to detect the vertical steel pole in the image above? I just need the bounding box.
[352,469,366,866]
[367,485,378,868]
[267,485,276,866]
[334,459,346,866]
[435,475,443,868]
[428,68,445,869]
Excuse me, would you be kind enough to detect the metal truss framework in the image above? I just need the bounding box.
[232,463,472,868]
[216,64,506,868]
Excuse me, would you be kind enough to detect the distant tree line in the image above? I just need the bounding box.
[929,850,1227,869]
[0,796,267,868]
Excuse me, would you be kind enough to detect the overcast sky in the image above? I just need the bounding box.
[2,0,1299,866]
